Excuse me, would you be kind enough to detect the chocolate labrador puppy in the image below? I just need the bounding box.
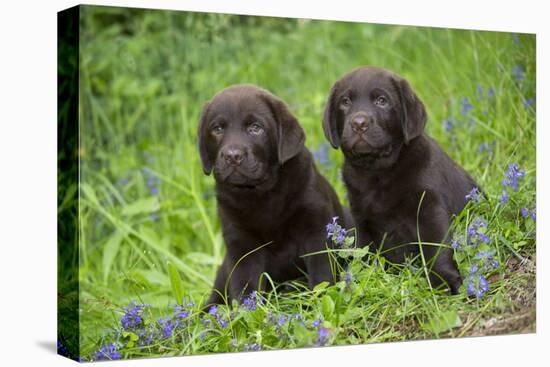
[199,85,348,305]
[323,66,477,294]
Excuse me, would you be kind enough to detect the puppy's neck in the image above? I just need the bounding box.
[344,134,429,183]
[215,147,312,202]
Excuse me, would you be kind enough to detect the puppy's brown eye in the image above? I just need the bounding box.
[374,96,388,107]
[212,125,224,135]
[341,97,352,108]
[248,122,264,135]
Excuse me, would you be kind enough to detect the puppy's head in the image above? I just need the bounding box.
[323,67,426,171]
[198,85,305,191]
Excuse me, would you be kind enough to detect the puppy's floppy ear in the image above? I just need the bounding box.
[323,83,342,148]
[393,76,427,144]
[266,94,305,165]
[197,101,213,175]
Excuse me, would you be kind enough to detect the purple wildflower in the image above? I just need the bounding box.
[121,302,147,330]
[499,191,509,204]
[277,314,288,327]
[208,305,218,315]
[451,237,462,250]
[475,250,499,270]
[242,291,261,311]
[502,163,525,192]
[512,65,525,81]
[465,187,482,204]
[344,267,353,286]
[442,118,454,133]
[460,96,474,116]
[522,97,534,108]
[312,319,321,328]
[316,327,330,346]
[478,141,495,156]
[313,143,330,166]
[93,343,121,361]
[137,330,155,346]
[142,168,161,196]
[326,216,348,246]
[476,85,484,100]
[158,317,178,338]
[174,302,192,320]
[521,207,536,221]
[244,343,262,351]
[466,273,490,299]
[487,87,495,98]
[207,305,228,329]
[466,217,489,248]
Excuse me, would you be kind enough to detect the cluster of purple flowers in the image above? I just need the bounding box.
[311,319,330,346]
[121,302,148,330]
[465,251,499,299]
[93,343,121,361]
[118,300,196,351]
[460,96,474,117]
[208,305,228,329]
[512,65,525,82]
[157,302,194,338]
[442,117,455,133]
[242,291,262,311]
[158,317,177,338]
[499,163,526,203]
[344,267,353,287]
[476,84,495,101]
[326,216,348,246]
[142,168,160,196]
[478,141,496,159]
[142,167,161,221]
[467,217,490,246]
[521,207,536,221]
[266,312,290,329]
[452,217,490,250]
[243,343,262,351]
[474,250,500,271]
[465,187,482,204]
[452,216,499,299]
[502,163,526,192]
[465,272,489,299]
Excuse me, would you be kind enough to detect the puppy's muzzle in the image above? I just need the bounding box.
[221,145,247,166]
[351,113,371,134]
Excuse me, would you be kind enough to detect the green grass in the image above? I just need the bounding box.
[62,5,535,361]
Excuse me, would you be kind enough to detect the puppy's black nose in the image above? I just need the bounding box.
[351,115,369,133]
[222,147,245,166]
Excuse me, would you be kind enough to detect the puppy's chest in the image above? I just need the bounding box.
[348,181,405,217]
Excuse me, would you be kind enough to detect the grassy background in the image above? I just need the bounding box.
[67,5,535,360]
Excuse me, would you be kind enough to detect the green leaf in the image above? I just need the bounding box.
[321,295,335,319]
[167,261,185,305]
[122,331,139,341]
[186,252,219,265]
[121,196,159,217]
[80,183,99,205]
[313,281,330,292]
[425,310,463,334]
[102,231,123,284]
